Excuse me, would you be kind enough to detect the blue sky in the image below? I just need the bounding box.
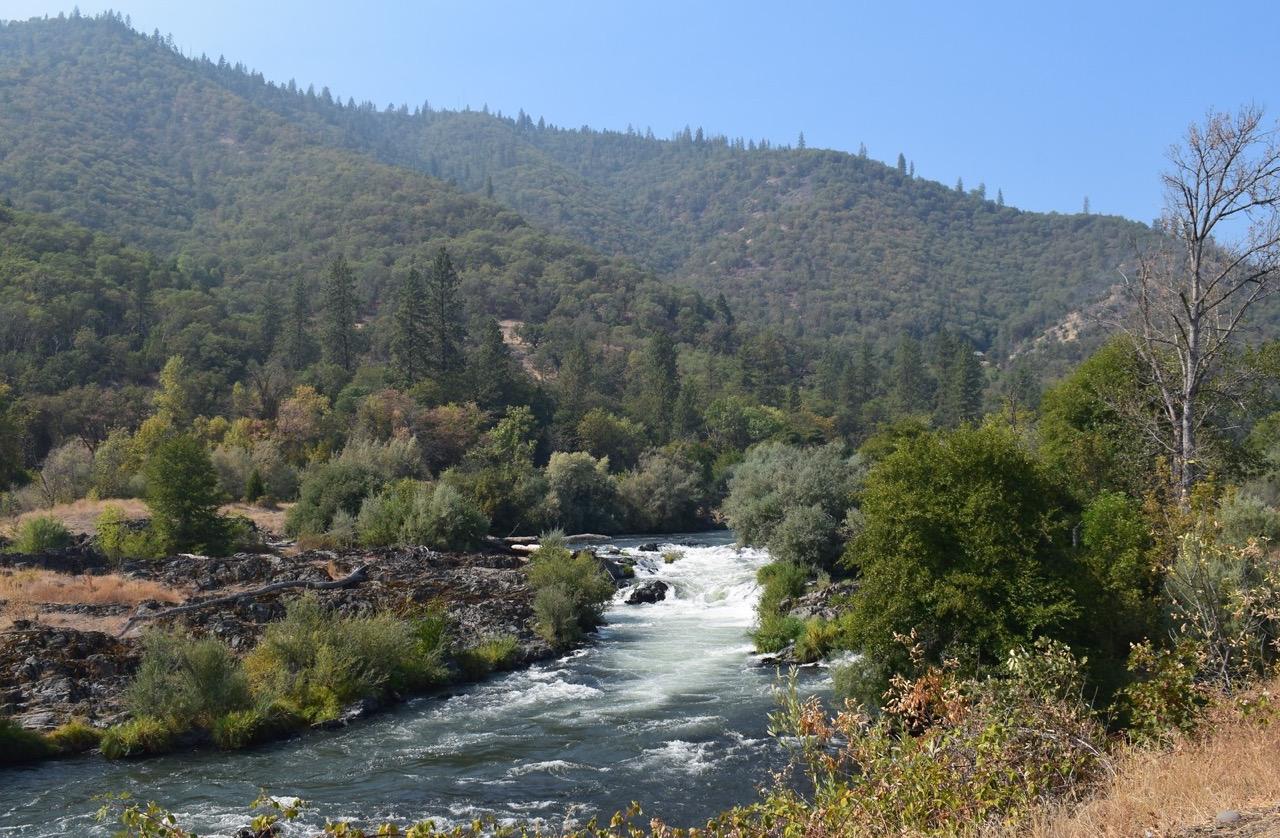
[5,1,1278,222]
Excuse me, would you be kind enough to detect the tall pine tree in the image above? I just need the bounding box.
[283,274,315,369]
[322,254,357,372]
[425,247,465,388]
[390,262,429,386]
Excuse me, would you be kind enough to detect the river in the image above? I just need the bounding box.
[0,532,829,836]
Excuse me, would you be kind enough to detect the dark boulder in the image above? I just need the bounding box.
[625,580,669,605]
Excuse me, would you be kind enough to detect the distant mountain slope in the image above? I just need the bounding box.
[0,13,1151,358]
[192,60,1151,355]
[0,14,672,341]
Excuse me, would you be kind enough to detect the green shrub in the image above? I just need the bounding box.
[526,539,616,648]
[100,716,175,759]
[721,442,861,552]
[0,716,52,764]
[210,701,302,751]
[355,479,419,547]
[244,468,266,503]
[45,718,102,755]
[126,631,251,728]
[662,550,683,564]
[755,640,1106,836]
[617,449,706,533]
[756,561,808,615]
[753,613,804,654]
[794,617,839,663]
[769,504,840,567]
[8,515,72,553]
[285,461,383,537]
[243,595,444,722]
[1120,638,1208,744]
[543,451,618,534]
[457,634,519,679]
[95,505,165,560]
[532,585,580,646]
[402,482,490,550]
[1218,491,1280,547]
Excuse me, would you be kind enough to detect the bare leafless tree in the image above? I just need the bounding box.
[1117,106,1280,504]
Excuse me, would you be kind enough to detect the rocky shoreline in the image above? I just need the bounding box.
[0,541,641,749]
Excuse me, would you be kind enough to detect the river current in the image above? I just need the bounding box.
[0,532,828,835]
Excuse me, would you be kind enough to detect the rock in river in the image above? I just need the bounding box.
[625,580,669,604]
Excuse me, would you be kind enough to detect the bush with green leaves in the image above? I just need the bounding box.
[756,639,1106,837]
[95,504,164,560]
[526,534,616,647]
[722,441,862,568]
[843,424,1080,680]
[91,428,137,499]
[544,451,618,535]
[337,435,425,481]
[456,634,519,679]
[100,716,175,760]
[125,630,251,729]
[402,482,489,550]
[616,449,707,533]
[37,439,94,505]
[753,613,804,654]
[1218,491,1280,547]
[7,514,72,553]
[355,479,489,550]
[144,435,232,555]
[44,718,102,755]
[243,595,448,723]
[285,460,383,537]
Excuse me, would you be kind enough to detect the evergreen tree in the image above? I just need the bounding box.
[556,338,595,426]
[322,254,357,372]
[283,274,314,369]
[896,153,907,175]
[934,335,984,427]
[256,283,280,359]
[627,333,679,439]
[467,317,520,410]
[425,247,466,388]
[889,335,931,416]
[997,188,1005,207]
[144,435,230,555]
[390,262,429,386]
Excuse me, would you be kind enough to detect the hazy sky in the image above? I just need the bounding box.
[4,0,1278,222]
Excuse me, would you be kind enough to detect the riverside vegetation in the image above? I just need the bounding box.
[1,9,1279,835]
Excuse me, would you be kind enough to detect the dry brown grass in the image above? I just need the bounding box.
[1028,686,1280,837]
[1,498,149,538]
[1,498,293,540]
[0,568,184,627]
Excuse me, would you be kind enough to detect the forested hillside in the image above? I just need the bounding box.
[0,12,1152,358]
[0,13,687,351]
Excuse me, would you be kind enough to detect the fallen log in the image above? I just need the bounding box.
[117,564,371,637]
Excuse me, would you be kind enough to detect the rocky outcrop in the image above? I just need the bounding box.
[779,579,859,621]
[0,622,138,729]
[1,546,562,730]
[625,580,669,605]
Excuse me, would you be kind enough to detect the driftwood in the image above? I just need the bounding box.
[117,564,370,637]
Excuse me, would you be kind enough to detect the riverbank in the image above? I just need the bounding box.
[0,534,801,836]
[1,538,643,760]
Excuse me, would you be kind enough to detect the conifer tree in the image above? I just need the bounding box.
[468,317,519,409]
[889,335,931,416]
[896,153,907,174]
[425,247,466,387]
[322,254,357,372]
[390,263,429,386]
[283,274,314,369]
